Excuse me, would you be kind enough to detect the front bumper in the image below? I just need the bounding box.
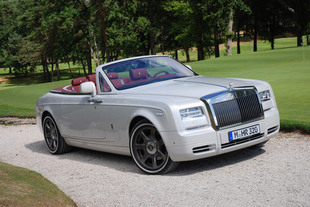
[162,108,279,162]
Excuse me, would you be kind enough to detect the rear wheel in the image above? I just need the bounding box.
[43,115,71,154]
[130,120,178,174]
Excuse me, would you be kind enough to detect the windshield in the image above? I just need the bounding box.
[102,56,195,90]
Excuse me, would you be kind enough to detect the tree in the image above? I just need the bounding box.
[96,0,110,62]
[162,0,194,62]
[188,0,210,60]
[283,0,310,46]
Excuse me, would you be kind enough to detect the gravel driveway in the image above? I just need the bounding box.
[1,125,309,207]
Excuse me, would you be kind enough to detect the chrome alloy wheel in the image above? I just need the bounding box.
[43,116,59,153]
[130,122,171,174]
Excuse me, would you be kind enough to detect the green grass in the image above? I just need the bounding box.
[0,80,71,117]
[0,162,76,207]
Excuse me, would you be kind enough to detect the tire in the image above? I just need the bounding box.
[43,115,71,154]
[130,120,178,174]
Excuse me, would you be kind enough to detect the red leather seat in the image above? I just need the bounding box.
[129,68,148,80]
[72,77,87,86]
[86,74,96,85]
[107,72,119,79]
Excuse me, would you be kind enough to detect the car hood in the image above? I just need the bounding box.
[125,76,265,99]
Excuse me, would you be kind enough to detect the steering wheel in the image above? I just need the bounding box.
[153,71,169,78]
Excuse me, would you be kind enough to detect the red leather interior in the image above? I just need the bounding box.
[54,68,174,92]
[129,68,148,80]
[87,74,96,85]
[107,72,119,79]
[71,77,87,86]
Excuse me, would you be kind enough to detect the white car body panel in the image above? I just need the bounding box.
[36,55,280,163]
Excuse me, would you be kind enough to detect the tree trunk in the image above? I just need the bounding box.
[88,27,99,67]
[253,16,258,52]
[41,55,50,82]
[196,15,204,61]
[68,61,73,78]
[253,28,257,52]
[226,10,233,56]
[149,31,156,55]
[197,44,204,61]
[237,29,241,54]
[214,27,220,58]
[9,67,12,75]
[51,59,54,82]
[296,24,303,46]
[94,36,101,65]
[100,44,105,63]
[185,47,190,62]
[56,60,60,81]
[271,36,274,50]
[270,14,275,50]
[80,58,87,76]
[86,48,92,75]
[294,5,303,47]
[42,63,46,80]
[97,0,110,62]
[307,36,309,45]
[115,49,120,61]
[89,42,98,67]
[174,49,178,60]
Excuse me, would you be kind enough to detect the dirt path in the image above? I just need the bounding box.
[0,125,309,207]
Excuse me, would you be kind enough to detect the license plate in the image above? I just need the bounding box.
[228,124,260,141]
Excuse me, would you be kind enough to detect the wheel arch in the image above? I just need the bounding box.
[129,116,150,136]
[128,110,174,150]
[128,114,179,174]
[42,111,53,123]
[128,108,172,134]
[40,108,60,132]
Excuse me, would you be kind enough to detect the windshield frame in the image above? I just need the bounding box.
[101,55,197,90]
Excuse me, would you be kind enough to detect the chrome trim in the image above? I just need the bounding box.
[88,99,103,103]
[50,90,89,95]
[221,133,265,149]
[201,88,264,130]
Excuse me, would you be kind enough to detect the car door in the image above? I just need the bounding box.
[58,93,119,144]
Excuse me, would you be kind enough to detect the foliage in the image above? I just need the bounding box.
[1,0,309,79]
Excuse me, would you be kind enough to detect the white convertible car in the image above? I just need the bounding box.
[36,55,280,174]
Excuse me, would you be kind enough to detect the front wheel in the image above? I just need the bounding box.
[43,115,71,154]
[130,120,178,174]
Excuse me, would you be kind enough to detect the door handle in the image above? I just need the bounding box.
[88,99,103,103]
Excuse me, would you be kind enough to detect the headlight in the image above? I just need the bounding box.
[259,90,271,102]
[180,107,204,120]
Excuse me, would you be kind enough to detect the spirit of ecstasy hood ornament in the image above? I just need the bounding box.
[228,82,234,91]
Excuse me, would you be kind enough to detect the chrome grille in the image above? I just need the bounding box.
[202,89,264,129]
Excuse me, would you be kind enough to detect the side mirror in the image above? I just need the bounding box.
[80,81,96,97]
[186,65,192,70]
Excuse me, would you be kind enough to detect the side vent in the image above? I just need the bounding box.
[193,145,214,154]
[268,126,279,134]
